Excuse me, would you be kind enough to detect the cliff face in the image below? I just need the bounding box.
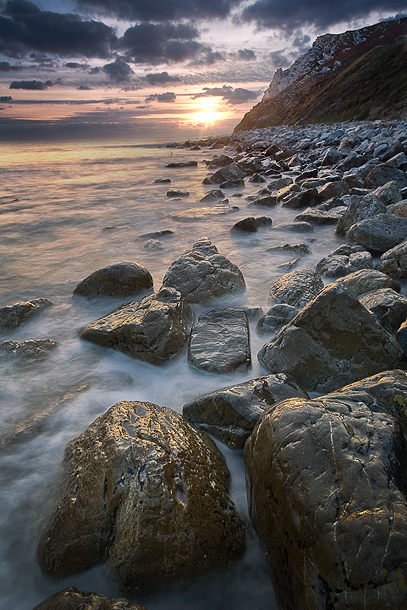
[235,18,407,132]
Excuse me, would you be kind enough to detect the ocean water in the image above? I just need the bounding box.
[0,138,343,610]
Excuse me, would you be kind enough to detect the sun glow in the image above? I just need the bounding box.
[189,97,223,126]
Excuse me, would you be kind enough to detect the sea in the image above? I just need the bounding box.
[0,137,344,610]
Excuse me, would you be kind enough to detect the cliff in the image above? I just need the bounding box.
[234,17,407,131]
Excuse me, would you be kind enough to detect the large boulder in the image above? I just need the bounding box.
[161,237,245,304]
[0,298,53,333]
[376,240,407,279]
[268,268,324,309]
[365,164,407,189]
[79,287,193,365]
[202,162,246,185]
[347,213,407,254]
[335,194,386,237]
[73,262,153,298]
[183,373,308,449]
[188,308,250,374]
[37,401,246,592]
[32,587,147,610]
[359,288,407,334]
[333,268,401,298]
[245,370,407,610]
[316,244,372,278]
[317,180,349,200]
[258,283,403,393]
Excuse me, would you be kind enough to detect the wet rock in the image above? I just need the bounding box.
[73,262,153,299]
[162,237,245,304]
[248,173,266,183]
[282,188,322,209]
[376,240,407,279]
[231,216,272,232]
[203,162,246,185]
[333,268,401,298]
[219,178,245,188]
[317,180,349,200]
[166,189,190,197]
[272,221,314,233]
[0,297,53,333]
[154,178,171,183]
[256,303,299,334]
[37,401,246,592]
[335,194,387,237]
[294,207,344,224]
[365,164,407,189]
[359,288,407,334]
[168,204,239,221]
[188,308,250,374]
[32,586,147,610]
[183,373,308,449]
[0,339,57,363]
[206,154,234,169]
[316,244,373,278]
[79,287,193,365]
[247,194,278,207]
[199,189,225,202]
[258,283,403,393]
[266,243,311,256]
[347,213,407,254]
[166,161,197,168]
[245,370,407,610]
[268,268,324,309]
[137,230,174,240]
[143,239,162,250]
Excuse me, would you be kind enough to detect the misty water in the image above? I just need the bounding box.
[0,138,344,610]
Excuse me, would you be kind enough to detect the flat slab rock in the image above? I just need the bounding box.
[73,262,153,298]
[0,339,57,363]
[162,237,245,304]
[0,298,53,333]
[32,587,147,610]
[37,401,246,593]
[188,308,251,374]
[79,287,193,365]
[258,283,403,393]
[245,369,407,610]
[183,372,309,449]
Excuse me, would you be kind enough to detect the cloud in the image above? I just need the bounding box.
[192,84,259,104]
[237,48,256,60]
[65,62,89,69]
[73,0,242,22]
[103,57,134,82]
[0,60,23,70]
[0,0,116,58]
[239,0,407,33]
[9,79,53,89]
[0,95,12,101]
[144,71,182,85]
[145,92,176,102]
[269,49,292,68]
[77,84,91,90]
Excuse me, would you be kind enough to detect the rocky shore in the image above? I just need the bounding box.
[3,119,407,610]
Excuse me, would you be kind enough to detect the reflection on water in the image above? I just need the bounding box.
[0,139,341,610]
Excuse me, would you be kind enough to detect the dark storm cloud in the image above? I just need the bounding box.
[9,79,53,89]
[119,22,205,63]
[0,95,12,101]
[269,49,292,68]
[103,57,134,82]
[0,60,23,70]
[192,84,259,104]
[240,0,407,33]
[237,49,256,60]
[144,72,182,85]
[0,0,116,58]
[65,62,89,69]
[145,92,176,102]
[75,0,242,22]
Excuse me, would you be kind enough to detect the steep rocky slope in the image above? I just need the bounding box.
[235,17,407,131]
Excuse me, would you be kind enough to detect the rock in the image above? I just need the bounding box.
[32,586,147,610]
[321,146,342,166]
[166,189,190,197]
[0,297,53,333]
[183,373,308,449]
[388,200,407,217]
[373,180,402,205]
[154,178,171,183]
[347,213,407,253]
[268,268,324,309]
[79,287,193,365]
[396,320,407,357]
[188,308,250,374]
[199,189,225,202]
[377,240,407,279]
[166,161,197,168]
[137,230,174,240]
[316,244,373,278]
[37,401,246,592]
[273,221,314,233]
[203,162,246,185]
[295,168,318,183]
[359,288,407,334]
[282,188,322,209]
[334,151,365,171]
[0,339,57,363]
[220,178,245,188]
[247,194,278,207]
[266,243,311,255]
[73,262,153,299]
[256,304,299,334]
[249,173,266,183]
[365,164,407,189]
[258,283,403,393]
[161,237,245,304]
[143,239,162,250]
[267,177,293,190]
[333,268,401,298]
[383,151,407,169]
[206,154,233,169]
[335,194,387,237]
[231,216,272,232]
[294,207,344,224]
[168,204,239,221]
[245,370,407,610]
[317,180,349,200]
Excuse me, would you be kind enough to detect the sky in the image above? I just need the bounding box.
[0,0,406,141]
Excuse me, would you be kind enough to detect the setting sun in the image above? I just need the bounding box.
[189,97,223,126]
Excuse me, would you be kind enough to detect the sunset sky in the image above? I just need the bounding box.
[0,0,405,141]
